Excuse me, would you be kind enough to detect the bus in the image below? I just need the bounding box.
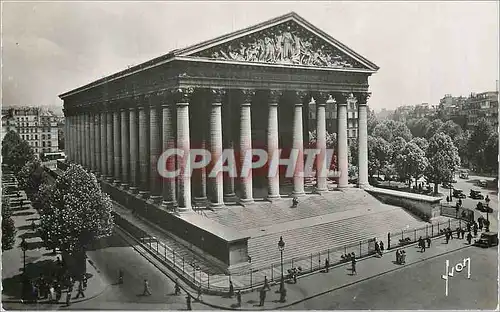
[41,152,66,162]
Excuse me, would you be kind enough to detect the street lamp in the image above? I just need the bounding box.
[20,237,28,273]
[485,196,491,226]
[278,236,285,293]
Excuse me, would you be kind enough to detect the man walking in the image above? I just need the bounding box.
[351,255,357,275]
[426,237,431,248]
[75,281,85,299]
[228,280,234,298]
[262,276,271,291]
[325,258,330,272]
[236,290,242,307]
[174,279,181,295]
[467,231,473,244]
[259,288,266,306]
[143,279,151,296]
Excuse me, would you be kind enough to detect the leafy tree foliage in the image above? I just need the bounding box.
[349,138,358,166]
[1,197,16,251]
[394,142,429,187]
[440,120,463,141]
[2,131,35,173]
[410,137,429,152]
[390,137,407,163]
[425,133,460,193]
[17,160,48,201]
[37,164,114,255]
[484,132,498,174]
[425,119,444,139]
[368,136,391,177]
[468,119,495,173]
[372,122,393,142]
[373,120,412,142]
[406,118,431,138]
[367,107,378,135]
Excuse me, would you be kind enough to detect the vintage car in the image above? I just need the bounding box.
[476,202,493,213]
[474,232,499,248]
[470,189,484,200]
[478,179,488,187]
[459,170,469,179]
[453,189,467,199]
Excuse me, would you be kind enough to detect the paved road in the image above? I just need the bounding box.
[284,246,498,310]
[442,174,498,232]
[64,228,213,310]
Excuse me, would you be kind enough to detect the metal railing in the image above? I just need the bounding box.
[387,218,465,250]
[440,203,474,222]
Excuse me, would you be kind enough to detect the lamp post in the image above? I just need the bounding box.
[20,238,28,273]
[278,236,285,293]
[485,196,490,225]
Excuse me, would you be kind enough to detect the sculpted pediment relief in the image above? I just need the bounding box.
[191,20,368,69]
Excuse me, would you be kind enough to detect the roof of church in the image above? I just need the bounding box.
[60,11,379,99]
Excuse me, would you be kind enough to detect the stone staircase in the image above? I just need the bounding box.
[246,206,427,270]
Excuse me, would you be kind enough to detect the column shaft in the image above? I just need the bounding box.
[316,100,328,192]
[223,101,236,201]
[239,97,253,203]
[100,112,107,177]
[78,114,83,165]
[129,108,139,192]
[267,92,281,200]
[292,100,305,196]
[161,102,177,207]
[149,104,162,201]
[106,111,114,179]
[89,112,95,171]
[113,110,122,182]
[95,112,101,174]
[358,102,369,188]
[86,113,91,170]
[209,100,224,208]
[120,108,130,187]
[337,102,349,188]
[138,106,150,196]
[177,101,192,210]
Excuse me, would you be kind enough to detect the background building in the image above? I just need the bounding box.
[1,106,60,155]
[465,91,499,129]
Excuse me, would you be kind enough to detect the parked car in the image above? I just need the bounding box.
[453,189,467,199]
[476,202,493,213]
[474,232,499,248]
[459,170,469,179]
[470,189,484,200]
[442,182,452,189]
[478,179,488,187]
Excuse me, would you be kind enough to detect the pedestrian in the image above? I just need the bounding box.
[458,198,463,206]
[186,295,192,310]
[236,290,242,306]
[448,228,453,240]
[259,288,266,306]
[49,284,55,303]
[263,276,270,291]
[196,284,202,301]
[379,241,384,252]
[65,289,71,306]
[75,281,85,299]
[456,227,460,239]
[467,232,473,244]
[396,249,401,264]
[375,241,380,256]
[351,256,357,275]
[325,258,330,272]
[401,250,406,264]
[174,279,181,295]
[426,237,431,248]
[228,280,234,298]
[473,227,478,237]
[445,232,449,244]
[461,228,465,239]
[142,279,151,296]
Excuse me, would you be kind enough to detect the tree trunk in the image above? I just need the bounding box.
[434,183,439,194]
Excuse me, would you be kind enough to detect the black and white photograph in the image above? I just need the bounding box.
[1,1,499,310]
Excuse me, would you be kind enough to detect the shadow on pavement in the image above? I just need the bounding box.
[25,241,45,251]
[12,211,35,217]
[17,224,35,231]
[26,217,40,222]
[2,259,56,299]
[19,232,40,240]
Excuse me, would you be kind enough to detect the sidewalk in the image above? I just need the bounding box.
[1,184,108,306]
[119,220,473,310]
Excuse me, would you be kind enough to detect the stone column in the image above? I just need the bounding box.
[129,105,139,194]
[161,96,177,208]
[193,99,207,206]
[337,94,349,188]
[100,110,107,178]
[78,113,83,165]
[315,96,328,192]
[292,91,306,196]
[64,114,70,162]
[81,113,86,167]
[89,111,95,172]
[95,110,101,175]
[120,107,130,189]
[223,96,236,202]
[106,109,114,180]
[138,101,150,198]
[209,89,225,208]
[113,109,122,184]
[239,89,255,204]
[357,93,370,188]
[85,112,91,170]
[267,90,281,200]
[149,100,162,203]
[176,88,194,211]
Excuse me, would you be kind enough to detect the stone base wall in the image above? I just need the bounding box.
[367,187,442,222]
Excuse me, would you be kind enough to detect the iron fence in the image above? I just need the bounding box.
[387,218,466,250]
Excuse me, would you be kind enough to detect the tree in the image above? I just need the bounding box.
[349,138,358,166]
[484,132,498,174]
[394,142,429,187]
[372,122,393,142]
[368,136,391,177]
[426,133,460,193]
[440,120,463,141]
[468,119,495,172]
[17,160,48,201]
[454,131,470,168]
[2,130,35,173]
[373,120,412,142]
[410,137,429,153]
[390,137,407,164]
[425,119,444,139]
[394,122,413,142]
[367,106,378,135]
[407,118,431,138]
[37,164,114,274]
[1,197,16,251]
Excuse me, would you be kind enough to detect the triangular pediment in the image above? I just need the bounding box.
[178,13,378,71]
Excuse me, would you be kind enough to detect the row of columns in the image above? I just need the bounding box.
[64,89,369,212]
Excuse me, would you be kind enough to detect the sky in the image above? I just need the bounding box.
[2,1,499,114]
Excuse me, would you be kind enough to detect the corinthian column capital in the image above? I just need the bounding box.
[241,89,256,104]
[356,92,371,106]
[174,87,195,104]
[210,88,226,104]
[292,91,308,106]
[268,89,283,104]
